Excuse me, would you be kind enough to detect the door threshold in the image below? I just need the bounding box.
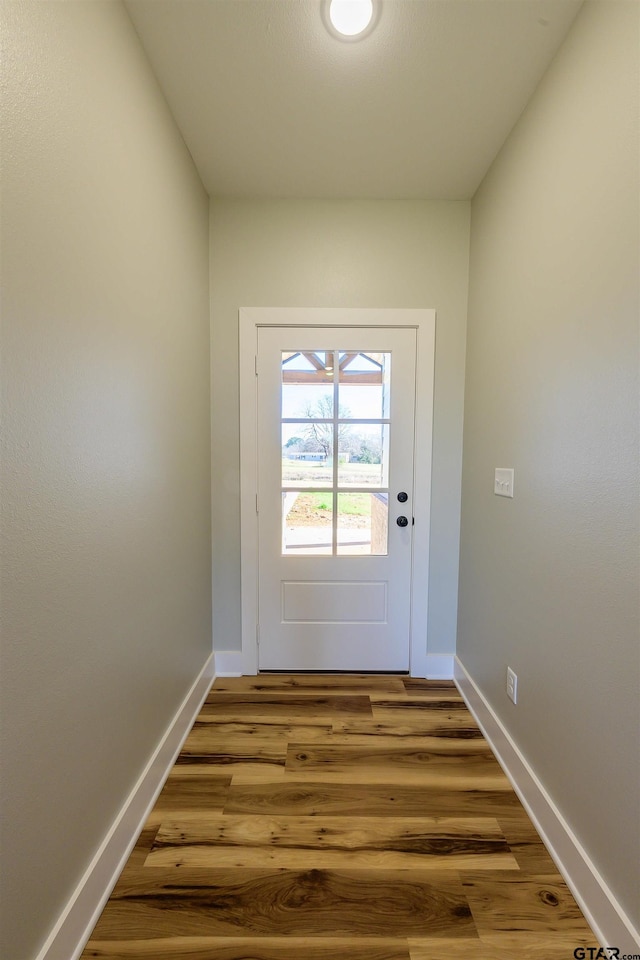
[259,669,410,675]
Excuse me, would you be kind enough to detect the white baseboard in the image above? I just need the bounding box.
[214,650,243,676]
[424,653,455,679]
[454,656,640,954]
[35,653,215,960]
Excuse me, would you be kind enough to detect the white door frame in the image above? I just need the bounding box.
[239,307,436,677]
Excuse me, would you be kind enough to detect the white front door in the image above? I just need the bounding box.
[256,326,417,671]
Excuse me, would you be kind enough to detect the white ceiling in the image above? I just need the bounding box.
[125,0,583,200]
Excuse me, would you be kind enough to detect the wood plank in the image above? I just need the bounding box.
[280,768,512,788]
[148,775,231,816]
[395,691,465,704]
[461,873,596,936]
[191,718,334,736]
[145,815,518,871]
[224,781,522,819]
[497,817,559,873]
[286,743,507,781]
[171,764,286,782]
[411,939,494,960]
[110,825,159,877]
[211,675,406,695]
[171,755,289,779]
[325,732,491,752]
[179,734,287,761]
[365,717,487,737]
[89,868,477,940]
[409,934,600,959]
[371,697,471,712]
[226,771,292,784]
[402,679,461,694]
[201,694,373,717]
[370,702,484,733]
[371,695,469,705]
[83,937,413,959]
[182,728,326,754]
[332,718,486,741]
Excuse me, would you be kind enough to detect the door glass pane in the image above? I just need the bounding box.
[282,351,333,418]
[338,352,390,419]
[282,423,333,487]
[336,492,388,556]
[338,424,389,487]
[282,491,332,556]
[280,347,392,557]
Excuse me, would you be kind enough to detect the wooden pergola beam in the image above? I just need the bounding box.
[300,352,326,371]
[282,371,383,384]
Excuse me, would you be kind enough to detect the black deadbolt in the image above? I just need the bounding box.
[396,516,409,527]
[397,491,408,503]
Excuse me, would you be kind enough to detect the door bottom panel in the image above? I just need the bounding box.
[282,580,388,623]
[259,628,410,673]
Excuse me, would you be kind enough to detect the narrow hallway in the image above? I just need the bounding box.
[83,676,597,958]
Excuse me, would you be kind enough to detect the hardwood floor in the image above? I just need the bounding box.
[82,675,598,959]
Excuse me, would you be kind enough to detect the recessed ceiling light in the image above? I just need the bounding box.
[326,0,377,39]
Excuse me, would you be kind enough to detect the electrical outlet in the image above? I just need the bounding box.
[506,667,518,704]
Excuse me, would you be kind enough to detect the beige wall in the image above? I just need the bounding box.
[458,0,639,931]
[210,199,470,663]
[0,3,211,958]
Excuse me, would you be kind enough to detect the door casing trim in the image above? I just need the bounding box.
[239,307,436,677]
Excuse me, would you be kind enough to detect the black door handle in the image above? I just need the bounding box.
[396,516,409,527]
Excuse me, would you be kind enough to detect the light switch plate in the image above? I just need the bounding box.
[494,468,514,498]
